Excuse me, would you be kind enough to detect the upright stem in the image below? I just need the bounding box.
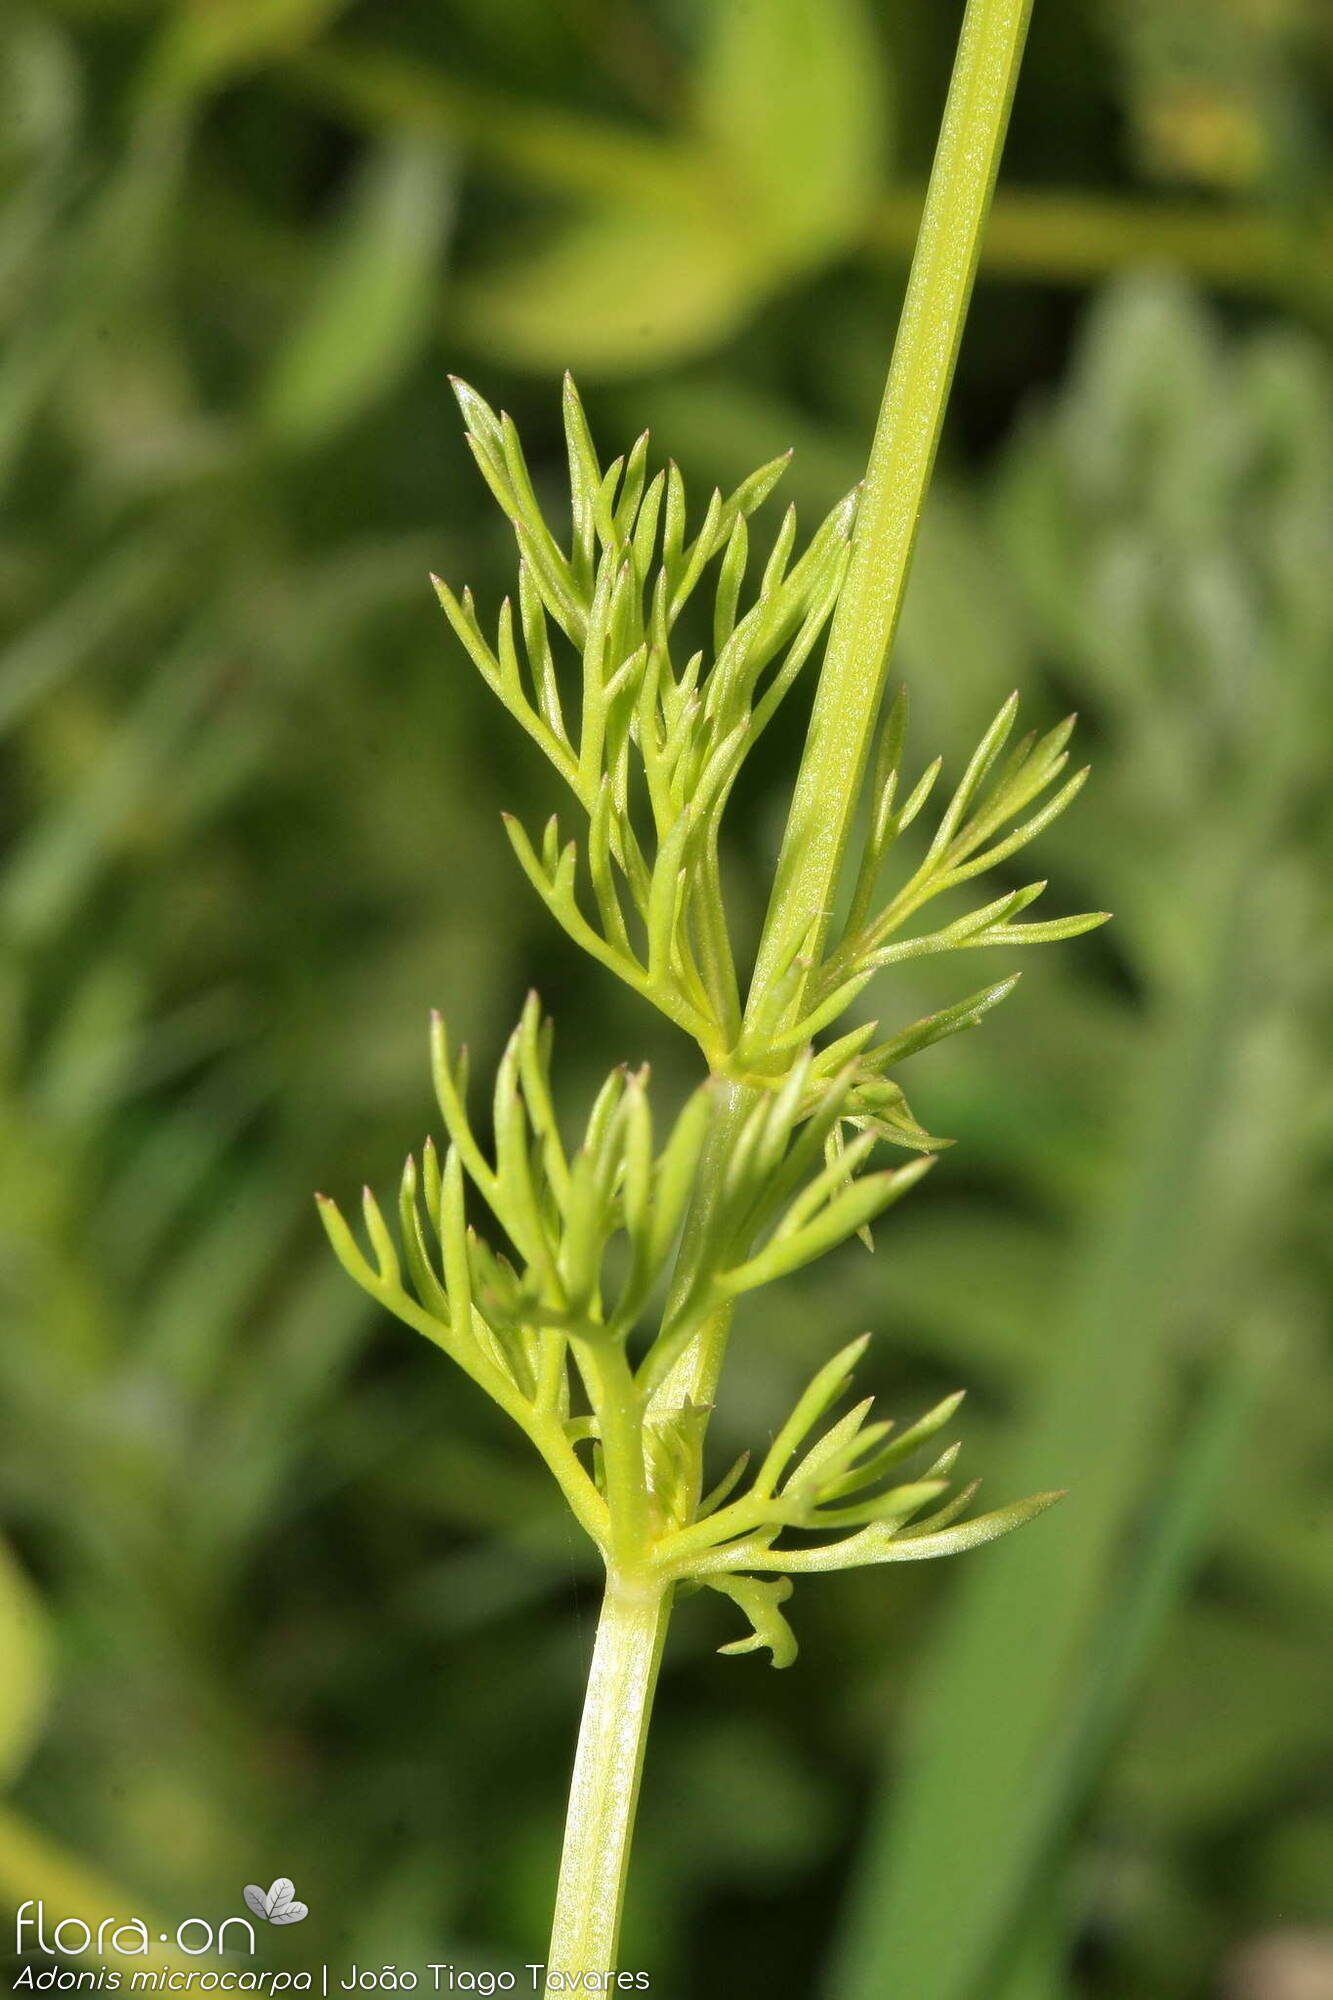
[659,0,1036,1427]
[543,1570,673,1992]
[749,0,1035,1021]
[544,0,1036,1981]
[646,1078,745,1423]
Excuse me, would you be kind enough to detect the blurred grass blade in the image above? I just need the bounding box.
[0,1540,52,1787]
[295,43,684,205]
[0,119,186,494]
[1059,1328,1267,1802]
[989,1330,1268,2000]
[132,1166,292,1402]
[0,641,213,948]
[829,752,1300,2000]
[258,137,454,448]
[141,0,356,105]
[0,539,180,739]
[990,1889,1074,2000]
[197,1260,369,1567]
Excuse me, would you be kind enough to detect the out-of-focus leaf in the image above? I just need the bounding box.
[143,0,355,103]
[1110,1598,1333,1831]
[693,0,884,272]
[0,12,81,314]
[990,1328,1266,1993]
[1107,0,1305,193]
[93,1077,259,1281]
[454,189,759,377]
[453,0,887,374]
[991,1891,1072,2000]
[0,1540,52,1786]
[258,138,454,448]
[0,1812,198,1973]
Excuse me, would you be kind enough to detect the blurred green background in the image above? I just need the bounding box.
[1,2,1330,1996]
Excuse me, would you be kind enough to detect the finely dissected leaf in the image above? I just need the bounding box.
[313,253,1111,1989]
[323,378,1107,1643]
[716,1489,1063,1576]
[825,1390,968,1497]
[795,685,1105,1050]
[869,1490,1064,1562]
[439,390,864,1057]
[753,1334,872,1496]
[782,1398,882,1501]
[866,977,1021,1068]
[698,1451,751,1519]
[718,1158,933,1294]
[707,1573,798,1670]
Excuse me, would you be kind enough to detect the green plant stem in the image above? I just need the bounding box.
[581,1342,651,1561]
[749,0,1034,1026]
[657,0,1034,1422]
[543,1570,673,1993]
[646,1078,745,1423]
[543,0,1035,1979]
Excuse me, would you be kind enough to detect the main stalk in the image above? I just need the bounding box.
[543,1,1036,1985]
[752,0,1036,1012]
[543,1572,673,1994]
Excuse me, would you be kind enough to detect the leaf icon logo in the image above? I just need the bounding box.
[243,1879,309,1925]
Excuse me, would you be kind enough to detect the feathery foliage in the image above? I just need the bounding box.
[320,380,1105,1666]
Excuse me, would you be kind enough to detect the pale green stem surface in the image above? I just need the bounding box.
[750,0,1034,1020]
[543,0,1035,1982]
[543,1573,673,1995]
[646,1079,745,1424]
